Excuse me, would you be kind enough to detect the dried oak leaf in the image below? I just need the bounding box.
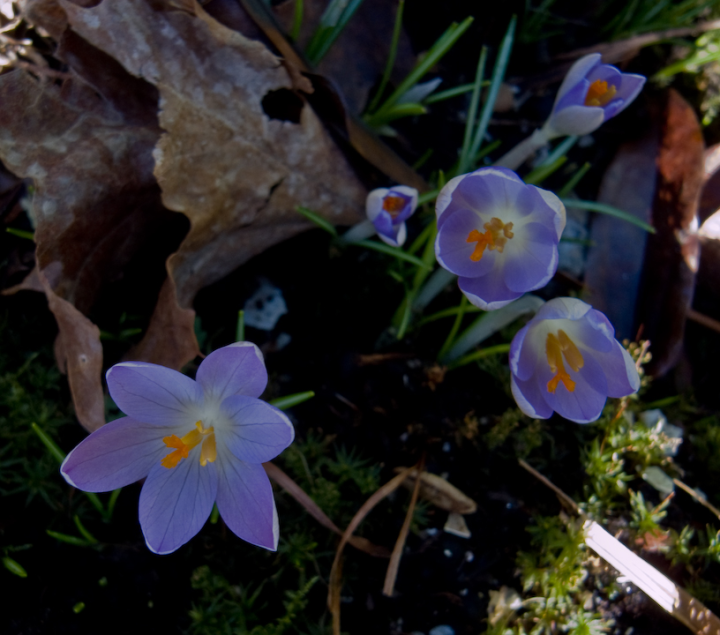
[0,38,172,431]
[62,0,367,330]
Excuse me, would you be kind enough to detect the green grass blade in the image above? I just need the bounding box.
[367,17,474,127]
[539,135,578,167]
[305,0,366,66]
[46,530,93,547]
[235,310,245,342]
[2,557,27,578]
[270,391,316,410]
[367,0,405,114]
[458,46,488,175]
[290,0,303,41]
[424,82,478,104]
[438,295,469,360]
[468,16,516,164]
[524,156,567,185]
[558,162,591,198]
[370,103,428,127]
[6,228,34,241]
[296,206,338,237]
[73,515,99,544]
[560,199,656,233]
[346,239,432,269]
[447,343,511,370]
[31,423,66,464]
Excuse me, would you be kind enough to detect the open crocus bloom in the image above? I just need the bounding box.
[61,343,294,554]
[435,167,565,310]
[366,185,419,247]
[544,53,645,138]
[510,297,640,423]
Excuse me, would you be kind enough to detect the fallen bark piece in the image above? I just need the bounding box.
[394,467,477,514]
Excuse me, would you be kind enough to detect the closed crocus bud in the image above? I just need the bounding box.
[435,167,565,310]
[366,186,419,247]
[510,297,640,424]
[543,53,645,138]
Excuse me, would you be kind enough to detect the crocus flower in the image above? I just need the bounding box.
[544,53,645,138]
[435,167,565,310]
[366,185,419,247]
[61,343,294,554]
[509,297,640,423]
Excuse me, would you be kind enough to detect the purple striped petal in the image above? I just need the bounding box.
[220,395,295,463]
[554,78,590,112]
[139,457,218,554]
[587,64,622,88]
[196,342,268,401]
[541,354,609,423]
[615,74,645,105]
[458,268,521,310]
[556,54,601,102]
[502,222,558,293]
[511,373,553,419]
[215,455,278,550]
[61,417,169,492]
[435,208,496,278]
[549,104,605,136]
[594,339,641,397]
[107,362,203,425]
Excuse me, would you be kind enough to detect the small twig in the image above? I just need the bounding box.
[673,478,720,522]
[12,61,72,81]
[383,454,426,596]
[687,308,720,336]
[518,458,579,514]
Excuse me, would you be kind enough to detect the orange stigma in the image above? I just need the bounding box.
[584,79,617,107]
[161,421,216,469]
[545,330,584,394]
[466,217,514,262]
[382,195,406,218]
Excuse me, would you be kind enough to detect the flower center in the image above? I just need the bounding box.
[161,421,217,469]
[545,330,584,393]
[382,195,406,219]
[584,79,617,107]
[466,217,514,262]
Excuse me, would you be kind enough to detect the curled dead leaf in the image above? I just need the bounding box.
[394,467,477,514]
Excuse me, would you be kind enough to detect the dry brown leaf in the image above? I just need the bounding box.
[394,467,477,514]
[61,0,367,369]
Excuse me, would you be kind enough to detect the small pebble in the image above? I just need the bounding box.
[429,626,454,635]
[442,442,451,452]
[443,549,453,558]
[464,551,474,562]
[426,528,438,536]
[459,588,468,597]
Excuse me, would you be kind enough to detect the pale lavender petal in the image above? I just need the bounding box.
[554,78,589,112]
[220,395,295,463]
[139,457,218,554]
[509,323,532,380]
[534,297,592,321]
[615,74,645,105]
[436,175,466,226]
[386,189,415,224]
[603,100,624,119]
[215,455,278,550]
[436,208,496,277]
[555,54,601,102]
[197,342,268,401]
[61,417,170,492]
[377,221,406,247]
[594,340,641,397]
[502,222,557,293]
[542,354,609,423]
[511,373,553,419]
[372,209,395,238]
[458,268,521,310]
[587,64,622,88]
[365,188,389,221]
[107,362,203,425]
[549,104,605,136]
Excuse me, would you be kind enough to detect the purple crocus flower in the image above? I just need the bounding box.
[435,167,565,310]
[510,297,640,423]
[61,343,294,554]
[366,185,419,247]
[545,53,645,138]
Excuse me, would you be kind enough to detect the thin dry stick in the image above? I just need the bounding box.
[264,462,390,558]
[519,459,720,635]
[687,308,720,336]
[673,478,720,522]
[382,455,426,596]
[328,465,418,635]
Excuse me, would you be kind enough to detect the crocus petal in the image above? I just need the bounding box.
[435,208,497,278]
[215,454,279,550]
[554,78,590,112]
[196,342,268,401]
[511,373,553,419]
[220,395,295,463]
[603,100,625,120]
[107,362,203,426]
[61,417,170,492]
[587,64,623,89]
[139,458,218,554]
[615,74,645,106]
[502,222,558,293]
[458,268,521,310]
[390,185,419,222]
[549,104,605,136]
[595,340,641,397]
[372,210,395,239]
[555,54,601,102]
[377,221,406,247]
[541,354,609,423]
[535,188,566,239]
[534,296,592,322]
[365,188,390,220]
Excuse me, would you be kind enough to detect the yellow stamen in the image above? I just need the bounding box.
[466,217,514,262]
[545,330,584,394]
[382,195,406,218]
[584,79,617,107]
[161,420,216,469]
